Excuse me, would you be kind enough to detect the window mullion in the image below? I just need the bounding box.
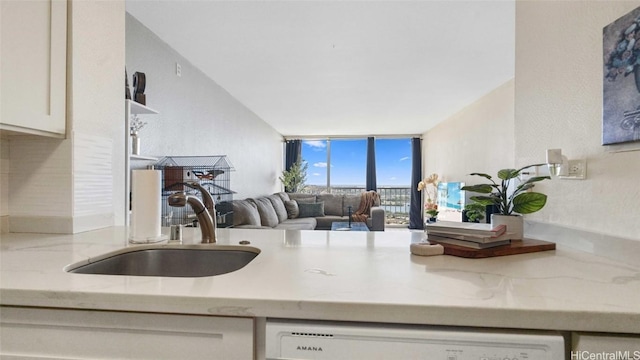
[326,139,331,193]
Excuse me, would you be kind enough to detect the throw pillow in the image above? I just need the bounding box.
[231,200,261,226]
[317,194,343,216]
[268,194,289,223]
[275,192,290,203]
[284,200,299,219]
[292,196,316,204]
[343,195,361,216]
[298,202,325,218]
[249,197,279,227]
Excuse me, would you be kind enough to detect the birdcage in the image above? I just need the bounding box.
[155,156,235,228]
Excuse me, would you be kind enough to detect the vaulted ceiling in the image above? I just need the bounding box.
[126,0,515,137]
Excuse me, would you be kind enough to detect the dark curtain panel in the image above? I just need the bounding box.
[284,140,302,171]
[409,137,423,229]
[366,137,377,191]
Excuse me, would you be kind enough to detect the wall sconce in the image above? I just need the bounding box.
[546,148,587,180]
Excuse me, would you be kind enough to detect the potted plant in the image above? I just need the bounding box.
[461,164,550,239]
[463,202,486,223]
[279,159,308,193]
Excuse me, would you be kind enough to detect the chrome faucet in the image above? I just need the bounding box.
[168,182,216,243]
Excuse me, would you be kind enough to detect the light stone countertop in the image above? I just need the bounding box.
[1,227,639,334]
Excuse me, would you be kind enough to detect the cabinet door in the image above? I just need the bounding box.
[0,307,255,359]
[0,0,67,137]
[572,332,640,353]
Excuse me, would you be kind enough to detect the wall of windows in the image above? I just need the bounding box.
[329,139,367,187]
[374,138,412,187]
[300,137,412,191]
[297,136,416,226]
[301,139,328,192]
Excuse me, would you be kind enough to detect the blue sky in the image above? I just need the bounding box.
[301,138,412,186]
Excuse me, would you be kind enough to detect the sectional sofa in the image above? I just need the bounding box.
[230,192,385,231]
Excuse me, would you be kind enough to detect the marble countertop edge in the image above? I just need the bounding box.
[1,227,639,335]
[1,288,638,334]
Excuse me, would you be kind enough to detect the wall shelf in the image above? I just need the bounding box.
[130,155,158,161]
[129,100,159,115]
[125,100,159,226]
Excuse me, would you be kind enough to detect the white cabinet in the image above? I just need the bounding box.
[0,307,255,359]
[0,0,67,137]
[125,99,158,225]
[572,332,640,353]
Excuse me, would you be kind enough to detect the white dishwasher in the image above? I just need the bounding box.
[265,320,565,360]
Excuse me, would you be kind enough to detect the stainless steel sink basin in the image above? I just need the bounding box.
[66,244,260,277]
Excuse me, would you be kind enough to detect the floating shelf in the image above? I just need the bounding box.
[125,99,160,227]
[130,155,158,161]
[127,99,158,115]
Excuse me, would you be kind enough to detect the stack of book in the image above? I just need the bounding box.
[425,221,513,249]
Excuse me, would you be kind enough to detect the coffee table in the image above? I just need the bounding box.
[331,222,370,232]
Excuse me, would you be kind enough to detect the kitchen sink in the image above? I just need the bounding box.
[65,244,260,277]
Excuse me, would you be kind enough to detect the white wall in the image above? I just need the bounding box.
[3,0,125,233]
[69,0,126,231]
[0,136,8,232]
[1,4,281,234]
[423,80,514,183]
[125,14,283,199]
[424,2,640,241]
[515,1,640,240]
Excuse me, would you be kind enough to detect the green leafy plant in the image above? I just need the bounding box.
[461,164,550,216]
[279,159,308,193]
[463,202,486,223]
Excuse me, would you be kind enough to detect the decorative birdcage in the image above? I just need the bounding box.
[155,156,235,228]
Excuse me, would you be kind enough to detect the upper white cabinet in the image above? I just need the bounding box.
[1,0,67,137]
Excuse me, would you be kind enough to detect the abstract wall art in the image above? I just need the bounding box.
[603,6,640,145]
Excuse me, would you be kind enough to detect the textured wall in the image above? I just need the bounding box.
[0,136,8,232]
[8,136,73,233]
[69,0,125,228]
[4,0,125,233]
[515,1,640,240]
[423,80,515,184]
[69,0,126,226]
[125,14,283,199]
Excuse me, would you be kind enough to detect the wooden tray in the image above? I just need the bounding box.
[430,239,556,259]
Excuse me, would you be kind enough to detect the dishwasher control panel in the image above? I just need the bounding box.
[266,320,565,360]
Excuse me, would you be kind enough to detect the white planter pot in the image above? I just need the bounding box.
[491,214,523,240]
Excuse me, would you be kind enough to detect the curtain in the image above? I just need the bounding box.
[409,137,423,229]
[284,140,301,171]
[365,137,377,191]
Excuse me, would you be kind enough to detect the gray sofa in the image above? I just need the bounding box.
[231,192,385,231]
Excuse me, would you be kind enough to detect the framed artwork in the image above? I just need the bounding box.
[603,6,640,145]
[436,182,465,222]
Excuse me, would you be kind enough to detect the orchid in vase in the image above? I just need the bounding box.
[417,173,439,221]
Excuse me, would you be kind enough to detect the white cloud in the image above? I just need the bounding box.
[399,156,409,162]
[312,173,321,177]
[304,140,326,149]
[390,176,397,181]
[314,162,328,168]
